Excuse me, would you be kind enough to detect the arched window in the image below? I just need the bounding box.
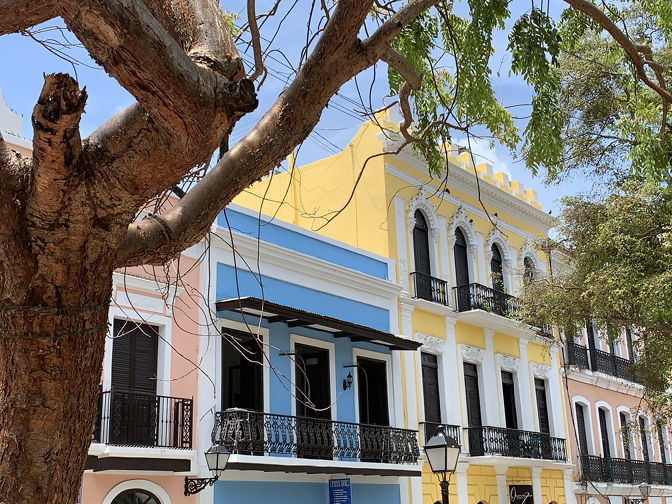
[598,407,612,458]
[454,228,469,286]
[490,244,504,292]
[523,257,535,286]
[413,210,431,276]
[112,490,160,504]
[620,412,633,460]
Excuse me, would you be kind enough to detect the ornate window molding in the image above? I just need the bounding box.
[448,206,476,257]
[485,224,512,269]
[416,333,447,354]
[519,238,541,276]
[407,188,440,242]
[497,354,520,373]
[460,344,485,364]
[531,362,552,379]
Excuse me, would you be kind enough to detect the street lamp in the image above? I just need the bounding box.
[639,482,651,500]
[184,445,230,496]
[424,425,461,504]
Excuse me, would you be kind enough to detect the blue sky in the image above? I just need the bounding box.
[0,0,592,214]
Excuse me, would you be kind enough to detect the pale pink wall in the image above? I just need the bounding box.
[82,473,195,504]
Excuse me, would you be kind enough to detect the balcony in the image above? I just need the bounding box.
[453,283,520,318]
[465,425,567,461]
[212,409,420,464]
[581,455,672,485]
[565,342,640,383]
[411,272,450,306]
[93,389,193,448]
[419,422,461,444]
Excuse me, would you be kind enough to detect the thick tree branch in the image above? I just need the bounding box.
[562,0,672,103]
[58,0,254,136]
[0,0,58,36]
[26,74,86,227]
[381,46,422,90]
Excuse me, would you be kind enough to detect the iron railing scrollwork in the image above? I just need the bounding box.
[565,342,640,383]
[452,283,520,317]
[419,422,461,445]
[93,389,192,448]
[212,409,420,464]
[465,426,567,461]
[580,455,672,485]
[411,272,450,306]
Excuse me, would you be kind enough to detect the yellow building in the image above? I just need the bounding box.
[234,111,575,504]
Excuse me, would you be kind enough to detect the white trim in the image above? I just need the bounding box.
[101,479,171,504]
[572,396,596,456]
[616,406,636,459]
[289,334,337,420]
[564,367,644,396]
[495,354,523,429]
[104,307,172,398]
[407,193,441,279]
[415,334,448,425]
[595,401,618,458]
[637,412,654,462]
[352,347,394,427]
[485,225,513,293]
[218,319,271,415]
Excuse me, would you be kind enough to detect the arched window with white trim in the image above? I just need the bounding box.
[490,244,504,292]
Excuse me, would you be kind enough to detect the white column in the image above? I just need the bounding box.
[548,346,566,439]
[400,302,419,430]
[482,329,501,427]
[438,215,452,289]
[395,196,410,294]
[518,338,535,431]
[509,245,519,296]
[443,316,462,427]
[475,232,486,285]
[496,468,508,504]
[456,463,470,504]
[563,469,577,504]
[531,467,543,504]
[410,476,424,504]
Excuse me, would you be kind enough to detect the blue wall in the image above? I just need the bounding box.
[216,263,389,332]
[214,480,401,504]
[219,208,389,280]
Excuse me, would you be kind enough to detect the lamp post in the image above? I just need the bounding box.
[639,482,651,501]
[184,445,230,496]
[424,425,461,504]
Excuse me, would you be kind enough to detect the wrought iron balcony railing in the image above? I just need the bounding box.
[419,422,461,445]
[453,283,520,317]
[411,272,450,306]
[465,425,567,461]
[581,455,672,485]
[212,408,420,464]
[93,389,192,448]
[565,342,640,383]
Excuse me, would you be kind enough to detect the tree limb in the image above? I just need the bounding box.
[26,73,86,227]
[0,0,58,36]
[58,0,255,137]
[562,0,672,103]
[117,0,443,266]
[247,0,266,82]
[381,46,423,91]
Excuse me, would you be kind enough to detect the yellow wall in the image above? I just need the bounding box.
[412,311,447,339]
[493,333,520,358]
[540,469,566,504]
[467,465,500,504]
[455,322,485,349]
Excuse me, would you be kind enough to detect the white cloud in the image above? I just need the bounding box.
[453,138,511,177]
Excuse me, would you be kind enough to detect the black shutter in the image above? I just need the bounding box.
[464,363,482,427]
[422,353,442,424]
[620,413,631,460]
[111,320,158,394]
[658,423,667,464]
[490,245,504,292]
[454,228,470,286]
[413,211,431,276]
[598,408,611,458]
[626,328,635,361]
[586,323,596,350]
[535,378,550,434]
[576,403,589,455]
[640,417,650,461]
[502,371,518,429]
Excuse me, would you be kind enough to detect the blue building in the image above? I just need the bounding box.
[193,204,422,504]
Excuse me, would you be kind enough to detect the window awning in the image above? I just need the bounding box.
[215,297,420,351]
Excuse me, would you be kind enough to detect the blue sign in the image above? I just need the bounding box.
[329,478,352,504]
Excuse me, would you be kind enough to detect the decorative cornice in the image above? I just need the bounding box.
[460,344,485,364]
[448,207,477,257]
[531,362,552,379]
[415,333,447,354]
[498,354,520,372]
[407,188,440,243]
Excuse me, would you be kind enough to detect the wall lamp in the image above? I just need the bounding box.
[343,372,353,390]
[184,445,230,496]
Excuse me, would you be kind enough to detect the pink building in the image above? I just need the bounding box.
[563,326,672,504]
